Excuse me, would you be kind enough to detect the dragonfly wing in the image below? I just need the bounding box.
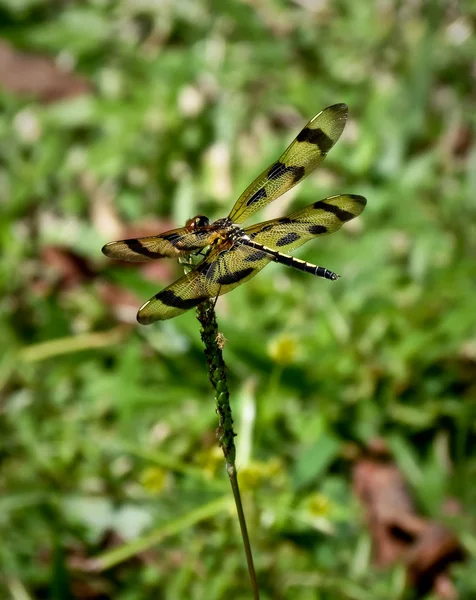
[102,226,216,262]
[137,241,273,323]
[244,194,366,252]
[228,104,348,224]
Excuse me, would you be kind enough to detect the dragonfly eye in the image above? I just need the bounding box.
[189,215,210,228]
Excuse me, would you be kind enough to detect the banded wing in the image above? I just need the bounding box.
[137,241,275,323]
[244,194,366,252]
[228,104,348,224]
[102,226,216,262]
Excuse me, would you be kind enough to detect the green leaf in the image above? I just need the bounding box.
[293,434,340,489]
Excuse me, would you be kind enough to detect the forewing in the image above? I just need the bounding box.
[102,226,216,262]
[137,242,273,323]
[228,104,348,224]
[244,194,366,252]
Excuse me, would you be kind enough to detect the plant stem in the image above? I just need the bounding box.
[196,300,260,600]
[91,496,230,571]
[20,326,128,362]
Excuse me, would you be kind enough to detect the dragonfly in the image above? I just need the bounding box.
[102,103,366,324]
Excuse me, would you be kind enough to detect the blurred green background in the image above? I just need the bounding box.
[1,1,475,598]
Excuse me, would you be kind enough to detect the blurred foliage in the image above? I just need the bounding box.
[1,0,475,598]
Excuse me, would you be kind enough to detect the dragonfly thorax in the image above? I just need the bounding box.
[211,217,244,243]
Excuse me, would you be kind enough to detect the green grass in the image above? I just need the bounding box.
[1,1,475,598]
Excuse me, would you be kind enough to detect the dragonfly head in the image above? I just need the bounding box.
[186,215,210,229]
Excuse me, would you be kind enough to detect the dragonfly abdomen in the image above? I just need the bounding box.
[242,239,338,281]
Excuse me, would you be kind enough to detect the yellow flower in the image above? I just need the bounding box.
[239,459,284,489]
[268,334,298,365]
[195,446,223,479]
[140,467,168,494]
[307,493,331,517]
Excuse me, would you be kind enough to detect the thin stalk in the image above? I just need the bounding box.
[91,495,230,571]
[196,300,260,600]
[20,326,128,362]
